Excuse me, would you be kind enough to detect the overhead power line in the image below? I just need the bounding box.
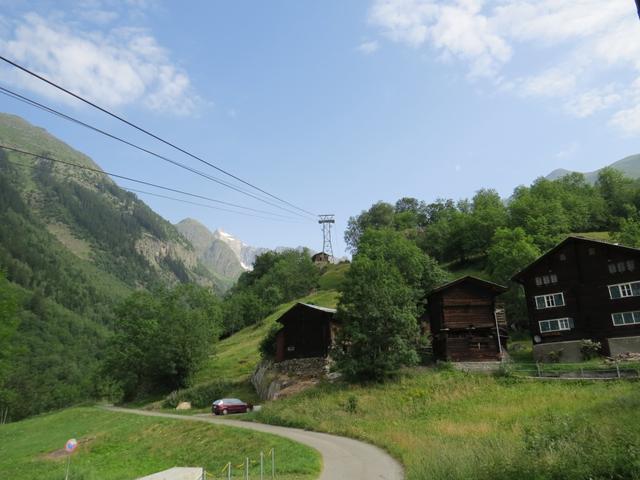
[0,85,315,222]
[0,144,301,221]
[122,187,304,223]
[0,54,317,218]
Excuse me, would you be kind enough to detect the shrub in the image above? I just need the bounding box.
[580,339,602,360]
[259,323,281,359]
[495,362,513,378]
[345,395,358,414]
[546,349,563,363]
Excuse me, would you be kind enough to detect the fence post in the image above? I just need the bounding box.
[246,457,249,480]
[271,448,275,479]
[202,467,205,480]
[260,451,264,480]
[616,361,621,379]
[228,462,232,480]
[536,362,541,378]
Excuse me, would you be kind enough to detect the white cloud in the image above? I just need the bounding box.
[357,40,380,55]
[370,0,511,77]
[564,87,622,119]
[368,0,640,135]
[519,69,577,98]
[0,13,200,115]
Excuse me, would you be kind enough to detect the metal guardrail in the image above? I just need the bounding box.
[507,361,640,379]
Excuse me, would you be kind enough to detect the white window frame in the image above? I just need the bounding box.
[534,292,565,309]
[612,311,640,326]
[539,318,574,333]
[608,281,640,299]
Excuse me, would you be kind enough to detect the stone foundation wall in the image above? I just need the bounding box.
[607,336,640,357]
[533,340,583,362]
[251,357,331,401]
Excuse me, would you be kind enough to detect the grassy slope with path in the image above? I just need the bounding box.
[187,262,640,479]
[253,369,640,480]
[0,407,320,480]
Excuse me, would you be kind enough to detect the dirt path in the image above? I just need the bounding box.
[102,406,403,480]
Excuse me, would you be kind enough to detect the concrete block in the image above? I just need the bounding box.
[607,336,640,357]
[533,340,583,363]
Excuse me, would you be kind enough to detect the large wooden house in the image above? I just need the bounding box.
[426,276,508,362]
[274,303,338,362]
[512,236,640,361]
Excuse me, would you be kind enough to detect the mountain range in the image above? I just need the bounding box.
[546,154,640,183]
[175,218,269,288]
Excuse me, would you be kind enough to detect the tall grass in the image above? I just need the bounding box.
[253,369,640,479]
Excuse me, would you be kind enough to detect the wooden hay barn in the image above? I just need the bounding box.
[426,276,508,362]
[275,303,338,362]
[311,252,331,265]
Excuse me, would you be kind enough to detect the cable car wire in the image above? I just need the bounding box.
[0,54,318,218]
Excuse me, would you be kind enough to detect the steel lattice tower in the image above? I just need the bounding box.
[318,214,335,261]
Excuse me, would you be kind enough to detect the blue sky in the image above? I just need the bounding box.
[1,0,639,257]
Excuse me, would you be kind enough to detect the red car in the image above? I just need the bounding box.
[212,398,253,415]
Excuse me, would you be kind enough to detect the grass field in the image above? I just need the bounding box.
[317,263,350,291]
[0,407,321,480]
[251,369,640,480]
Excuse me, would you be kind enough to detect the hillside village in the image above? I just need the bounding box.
[2,113,640,479]
[3,2,640,479]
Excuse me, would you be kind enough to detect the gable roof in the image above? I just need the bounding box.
[427,276,507,297]
[276,302,337,324]
[511,235,640,283]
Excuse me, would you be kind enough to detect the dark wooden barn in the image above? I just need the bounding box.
[274,303,338,362]
[426,276,508,362]
[311,252,331,265]
[512,236,640,361]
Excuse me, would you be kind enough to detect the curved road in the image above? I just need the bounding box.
[103,407,403,480]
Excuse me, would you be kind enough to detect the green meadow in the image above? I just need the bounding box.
[0,407,320,480]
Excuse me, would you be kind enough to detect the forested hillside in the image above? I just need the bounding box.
[346,169,640,326]
[0,113,226,419]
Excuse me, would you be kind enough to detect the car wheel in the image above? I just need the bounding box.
[222,409,228,415]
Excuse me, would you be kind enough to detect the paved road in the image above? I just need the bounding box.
[103,407,403,480]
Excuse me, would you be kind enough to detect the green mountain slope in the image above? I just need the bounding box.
[0,113,220,296]
[175,218,243,289]
[547,153,640,183]
[0,113,228,419]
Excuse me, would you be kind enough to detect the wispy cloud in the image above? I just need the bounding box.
[368,0,640,135]
[0,12,200,115]
[357,40,380,55]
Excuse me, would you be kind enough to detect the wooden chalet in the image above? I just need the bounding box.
[426,276,508,362]
[311,252,331,265]
[274,303,338,362]
[512,236,640,360]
